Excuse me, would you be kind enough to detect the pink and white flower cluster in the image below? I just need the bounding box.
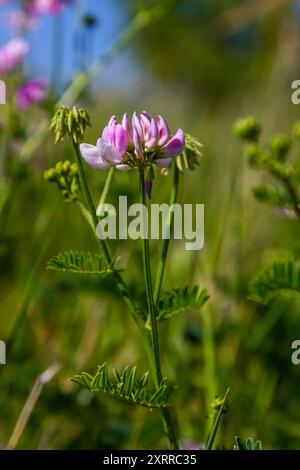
[80,112,185,172]
[1,1,71,32]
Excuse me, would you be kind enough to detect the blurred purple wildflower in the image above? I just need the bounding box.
[29,0,72,15]
[0,38,29,75]
[7,10,38,32]
[16,78,47,111]
[80,111,185,172]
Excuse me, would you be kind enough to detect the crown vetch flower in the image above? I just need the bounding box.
[16,78,47,110]
[80,111,185,172]
[80,121,128,170]
[0,38,29,75]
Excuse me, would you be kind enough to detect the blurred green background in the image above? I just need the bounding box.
[1,0,300,450]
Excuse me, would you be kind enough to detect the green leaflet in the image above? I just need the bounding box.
[47,250,120,276]
[157,286,209,321]
[72,363,173,409]
[252,184,293,209]
[249,261,300,304]
[234,436,263,450]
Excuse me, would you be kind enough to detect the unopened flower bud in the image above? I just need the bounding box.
[62,160,71,174]
[50,107,68,143]
[234,117,261,142]
[55,161,64,174]
[44,160,80,202]
[71,180,79,196]
[78,108,91,127]
[58,176,67,188]
[70,162,79,176]
[245,144,265,167]
[269,133,291,160]
[44,168,57,182]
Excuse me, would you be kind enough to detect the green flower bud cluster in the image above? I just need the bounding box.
[176,134,203,172]
[44,160,80,202]
[234,116,293,170]
[245,144,267,167]
[234,117,300,215]
[269,133,291,161]
[50,106,91,143]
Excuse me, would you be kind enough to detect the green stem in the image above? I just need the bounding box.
[153,165,180,307]
[71,141,151,338]
[139,167,162,384]
[72,141,98,227]
[97,167,115,210]
[270,166,300,219]
[139,167,179,450]
[205,388,230,450]
[202,305,217,437]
